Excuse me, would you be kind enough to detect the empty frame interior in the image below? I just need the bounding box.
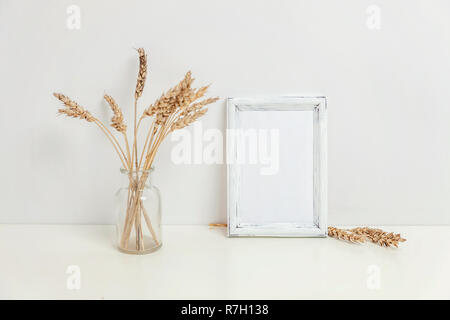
[227,97,327,237]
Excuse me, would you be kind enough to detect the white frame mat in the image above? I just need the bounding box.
[227,96,327,237]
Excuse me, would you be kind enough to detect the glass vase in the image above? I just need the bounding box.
[115,168,162,254]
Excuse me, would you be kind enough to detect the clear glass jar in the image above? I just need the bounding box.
[115,168,162,254]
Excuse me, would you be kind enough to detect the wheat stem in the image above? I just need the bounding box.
[138,120,155,170]
[133,100,139,170]
[93,119,129,170]
[94,118,128,161]
[140,198,159,245]
[123,133,131,169]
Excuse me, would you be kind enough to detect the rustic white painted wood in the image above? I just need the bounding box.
[227,97,327,237]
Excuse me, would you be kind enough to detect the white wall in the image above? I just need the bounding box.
[1,0,450,225]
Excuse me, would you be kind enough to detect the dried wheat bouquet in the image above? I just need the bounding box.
[54,48,218,252]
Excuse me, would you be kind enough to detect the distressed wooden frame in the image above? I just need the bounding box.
[227,96,327,237]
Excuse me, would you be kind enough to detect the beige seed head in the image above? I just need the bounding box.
[329,226,406,248]
[143,71,196,122]
[135,48,147,99]
[327,227,366,244]
[104,94,126,133]
[54,93,94,122]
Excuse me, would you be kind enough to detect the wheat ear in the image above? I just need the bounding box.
[131,48,147,171]
[327,227,366,243]
[139,72,218,172]
[54,93,129,170]
[328,226,406,247]
[349,227,407,248]
[104,94,131,168]
[135,48,147,100]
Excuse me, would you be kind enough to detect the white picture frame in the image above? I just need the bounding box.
[227,96,327,237]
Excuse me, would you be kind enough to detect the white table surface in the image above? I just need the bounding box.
[0,225,448,299]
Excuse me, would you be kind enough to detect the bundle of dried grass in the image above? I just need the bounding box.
[54,48,219,253]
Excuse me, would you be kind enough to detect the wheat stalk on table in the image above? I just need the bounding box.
[208,224,406,248]
[328,226,406,247]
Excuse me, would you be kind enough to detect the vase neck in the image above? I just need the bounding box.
[120,168,154,187]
